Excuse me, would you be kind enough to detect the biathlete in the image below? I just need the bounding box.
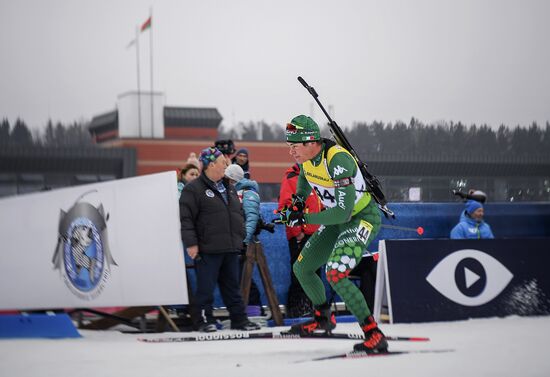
[277,115,388,353]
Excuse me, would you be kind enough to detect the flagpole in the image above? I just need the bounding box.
[136,26,142,138]
[149,7,154,137]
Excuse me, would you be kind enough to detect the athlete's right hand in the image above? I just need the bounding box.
[275,206,305,227]
[290,194,306,212]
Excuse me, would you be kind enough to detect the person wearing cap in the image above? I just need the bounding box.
[231,148,251,179]
[450,200,494,239]
[224,164,260,245]
[179,147,260,332]
[225,164,263,316]
[277,115,387,354]
[214,139,236,164]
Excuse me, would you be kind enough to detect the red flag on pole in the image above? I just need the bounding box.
[140,16,152,32]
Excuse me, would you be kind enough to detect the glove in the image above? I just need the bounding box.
[290,194,306,212]
[276,206,305,227]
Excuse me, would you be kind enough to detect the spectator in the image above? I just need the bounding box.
[225,164,263,316]
[232,148,251,179]
[450,200,494,239]
[225,164,259,245]
[186,152,201,169]
[278,163,322,318]
[214,139,236,164]
[177,163,200,200]
[179,147,260,332]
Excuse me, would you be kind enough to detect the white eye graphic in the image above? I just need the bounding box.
[426,249,513,306]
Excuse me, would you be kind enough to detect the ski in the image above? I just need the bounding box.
[138,331,429,343]
[279,331,429,342]
[297,348,454,363]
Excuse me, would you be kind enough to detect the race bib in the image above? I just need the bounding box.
[356,220,373,244]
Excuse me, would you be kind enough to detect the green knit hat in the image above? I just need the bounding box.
[285,115,321,143]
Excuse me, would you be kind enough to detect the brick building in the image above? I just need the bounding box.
[88,92,293,200]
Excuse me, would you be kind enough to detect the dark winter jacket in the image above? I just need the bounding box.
[180,173,245,254]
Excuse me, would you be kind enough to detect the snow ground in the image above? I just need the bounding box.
[1,316,550,377]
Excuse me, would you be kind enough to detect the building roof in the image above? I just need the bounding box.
[164,106,222,128]
[89,110,118,133]
[88,106,223,133]
[0,146,136,177]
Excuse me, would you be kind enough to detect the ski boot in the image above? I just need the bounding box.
[353,315,388,353]
[231,319,261,331]
[286,303,336,336]
[196,320,217,333]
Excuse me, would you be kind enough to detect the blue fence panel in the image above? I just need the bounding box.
[210,202,550,308]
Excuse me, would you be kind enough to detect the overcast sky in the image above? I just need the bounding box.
[1,0,549,133]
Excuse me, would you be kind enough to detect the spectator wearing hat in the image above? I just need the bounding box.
[224,164,259,245]
[450,200,494,239]
[232,148,250,179]
[214,139,236,164]
[225,164,263,316]
[179,147,260,332]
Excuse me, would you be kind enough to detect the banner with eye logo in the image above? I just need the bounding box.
[0,171,188,310]
[373,239,550,323]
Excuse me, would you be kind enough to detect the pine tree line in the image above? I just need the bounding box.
[219,118,550,157]
[2,116,549,157]
[0,118,93,147]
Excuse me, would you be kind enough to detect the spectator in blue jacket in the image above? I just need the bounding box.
[450,200,494,239]
[225,164,263,316]
[225,164,260,244]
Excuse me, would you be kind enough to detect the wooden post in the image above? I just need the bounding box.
[241,243,256,306]
[157,306,180,332]
[240,240,284,326]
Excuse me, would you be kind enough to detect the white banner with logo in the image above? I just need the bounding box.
[0,171,188,310]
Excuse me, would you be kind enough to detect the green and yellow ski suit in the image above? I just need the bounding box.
[294,140,381,323]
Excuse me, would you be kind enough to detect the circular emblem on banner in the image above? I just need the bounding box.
[52,191,117,301]
[205,189,215,198]
[63,218,104,292]
[454,257,487,297]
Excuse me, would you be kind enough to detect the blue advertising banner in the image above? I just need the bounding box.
[376,239,550,323]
